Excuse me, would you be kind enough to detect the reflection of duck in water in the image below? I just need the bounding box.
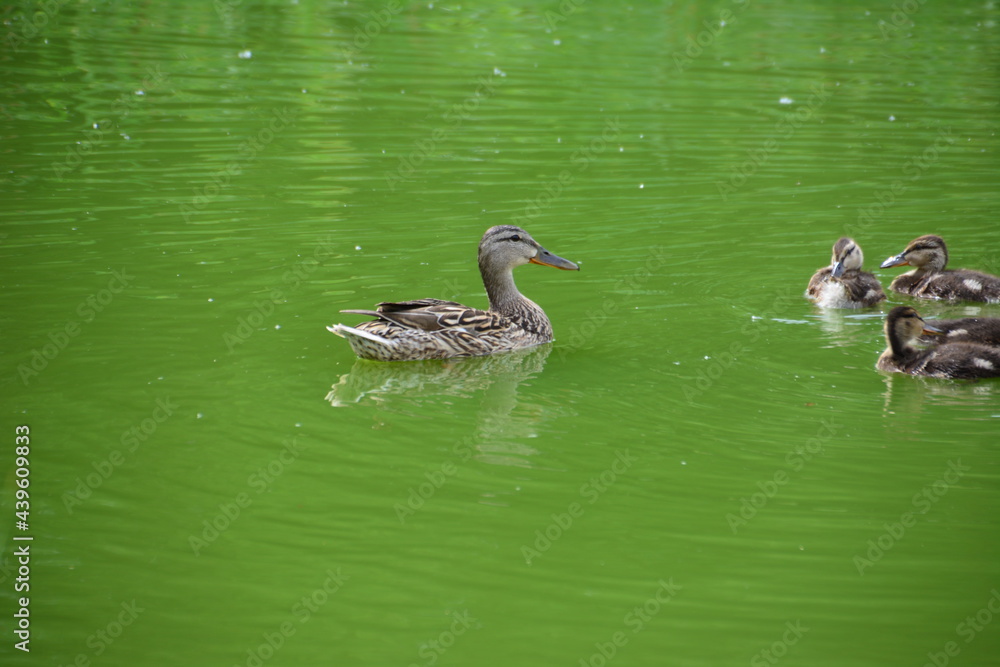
[806,237,885,308]
[879,364,1000,415]
[329,226,579,361]
[811,309,885,349]
[880,235,1000,302]
[325,344,552,407]
[326,345,566,468]
[877,306,1000,379]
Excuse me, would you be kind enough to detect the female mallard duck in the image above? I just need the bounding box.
[877,306,1000,379]
[806,237,886,308]
[328,225,579,361]
[879,234,1000,302]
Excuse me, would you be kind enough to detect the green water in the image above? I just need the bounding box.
[2,1,999,665]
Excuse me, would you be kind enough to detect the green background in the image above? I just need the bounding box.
[2,1,999,665]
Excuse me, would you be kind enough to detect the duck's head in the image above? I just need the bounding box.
[830,237,864,278]
[884,305,943,352]
[478,225,579,275]
[880,235,948,271]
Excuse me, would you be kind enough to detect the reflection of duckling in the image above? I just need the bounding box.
[918,316,1000,347]
[877,306,1000,379]
[329,226,579,361]
[806,238,886,308]
[880,235,1000,302]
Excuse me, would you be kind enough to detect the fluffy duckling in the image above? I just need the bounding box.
[880,235,1000,302]
[877,306,1000,379]
[806,237,886,308]
[918,315,1000,347]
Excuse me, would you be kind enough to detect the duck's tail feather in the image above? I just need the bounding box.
[327,323,385,343]
[327,323,397,361]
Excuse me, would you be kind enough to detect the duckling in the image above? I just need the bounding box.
[806,237,886,308]
[328,226,579,361]
[918,315,1000,347]
[877,306,1000,379]
[880,235,1000,303]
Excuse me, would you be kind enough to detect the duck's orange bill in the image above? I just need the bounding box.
[530,247,580,271]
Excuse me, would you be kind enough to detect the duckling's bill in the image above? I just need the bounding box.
[880,253,909,269]
[922,322,944,335]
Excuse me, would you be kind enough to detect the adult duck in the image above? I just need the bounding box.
[877,306,1000,379]
[806,237,886,308]
[329,226,579,361]
[880,235,1000,302]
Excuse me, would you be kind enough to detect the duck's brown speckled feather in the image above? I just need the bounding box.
[888,269,1000,303]
[878,342,1000,379]
[918,316,1000,347]
[333,319,535,361]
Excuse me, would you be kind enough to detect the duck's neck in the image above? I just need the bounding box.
[916,254,948,273]
[481,260,518,310]
[886,328,913,358]
[480,261,551,335]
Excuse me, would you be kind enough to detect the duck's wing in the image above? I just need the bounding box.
[341,299,463,318]
[375,298,465,311]
[344,299,509,333]
[843,270,886,304]
[923,317,1000,347]
[897,269,1000,301]
[921,343,1000,379]
[949,269,1000,298]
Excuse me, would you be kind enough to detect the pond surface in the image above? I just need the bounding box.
[2,1,999,665]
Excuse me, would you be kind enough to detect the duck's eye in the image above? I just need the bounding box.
[508,235,521,242]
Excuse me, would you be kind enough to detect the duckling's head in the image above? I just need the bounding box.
[830,237,864,278]
[880,234,948,271]
[884,305,943,353]
[478,225,579,275]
